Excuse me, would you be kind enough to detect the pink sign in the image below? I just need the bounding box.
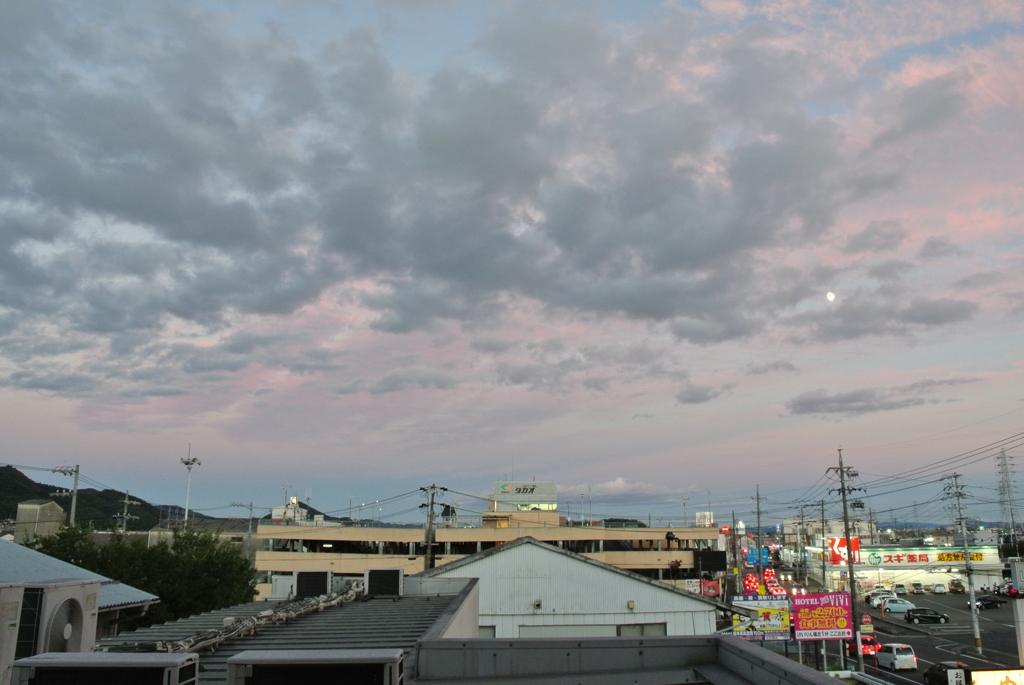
[792,592,853,640]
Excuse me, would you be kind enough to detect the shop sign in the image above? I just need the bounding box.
[730,596,790,641]
[792,592,852,640]
[972,670,1024,685]
[863,549,990,566]
[828,538,860,564]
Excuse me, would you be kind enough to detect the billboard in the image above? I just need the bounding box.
[792,592,853,640]
[828,537,861,564]
[730,596,790,641]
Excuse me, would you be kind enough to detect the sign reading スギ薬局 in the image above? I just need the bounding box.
[792,592,852,640]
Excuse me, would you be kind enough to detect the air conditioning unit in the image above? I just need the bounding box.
[226,649,403,685]
[294,571,332,599]
[11,652,198,685]
[14,580,100,661]
[364,568,403,597]
[2,583,26,685]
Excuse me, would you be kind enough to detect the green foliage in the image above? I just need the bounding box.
[26,526,257,628]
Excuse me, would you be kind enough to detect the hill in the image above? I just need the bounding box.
[0,465,163,531]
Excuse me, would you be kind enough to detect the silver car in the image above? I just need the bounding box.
[875,644,917,671]
[881,598,916,614]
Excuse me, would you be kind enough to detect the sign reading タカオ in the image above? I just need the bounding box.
[792,592,852,641]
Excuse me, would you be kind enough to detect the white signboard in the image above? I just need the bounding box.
[973,670,1024,685]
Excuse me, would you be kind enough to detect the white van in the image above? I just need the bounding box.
[875,644,917,671]
[932,583,948,594]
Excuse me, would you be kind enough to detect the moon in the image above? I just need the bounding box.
[827,292,835,301]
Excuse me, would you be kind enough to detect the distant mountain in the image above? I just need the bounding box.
[0,465,163,531]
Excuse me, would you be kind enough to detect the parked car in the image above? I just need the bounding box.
[949,579,966,594]
[881,598,916,614]
[972,595,1007,610]
[875,643,917,671]
[870,592,897,608]
[905,608,949,624]
[894,583,907,595]
[911,582,925,594]
[932,583,948,594]
[848,635,882,656]
[923,662,970,685]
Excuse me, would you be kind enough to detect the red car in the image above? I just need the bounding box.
[848,636,881,656]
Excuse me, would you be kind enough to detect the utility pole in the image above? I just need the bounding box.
[420,485,446,571]
[754,486,766,585]
[819,500,827,591]
[51,465,80,526]
[944,473,982,654]
[114,490,140,533]
[231,502,255,558]
[797,504,806,582]
[829,448,864,672]
[181,444,201,526]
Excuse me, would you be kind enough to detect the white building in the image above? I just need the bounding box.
[417,536,723,638]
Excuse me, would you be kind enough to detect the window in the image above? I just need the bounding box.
[617,623,667,637]
[479,626,496,638]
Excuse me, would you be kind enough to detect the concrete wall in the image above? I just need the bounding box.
[411,635,842,685]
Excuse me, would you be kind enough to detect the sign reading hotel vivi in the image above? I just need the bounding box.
[792,593,852,641]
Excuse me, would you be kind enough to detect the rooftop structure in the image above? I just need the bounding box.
[417,536,725,638]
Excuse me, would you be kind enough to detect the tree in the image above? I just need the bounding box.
[26,526,257,628]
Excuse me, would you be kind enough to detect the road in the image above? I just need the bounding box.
[853,592,1021,684]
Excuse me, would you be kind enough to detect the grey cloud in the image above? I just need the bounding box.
[891,378,981,394]
[1,371,99,394]
[747,361,799,375]
[494,357,586,390]
[788,376,980,416]
[919,237,963,259]
[844,220,905,253]
[369,366,457,394]
[955,272,1003,289]
[120,387,190,397]
[675,383,732,405]
[787,388,929,415]
[582,377,611,391]
[873,73,965,148]
[868,260,914,282]
[788,291,977,341]
[471,336,516,354]
[0,2,976,402]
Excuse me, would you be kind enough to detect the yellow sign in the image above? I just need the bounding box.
[936,552,984,562]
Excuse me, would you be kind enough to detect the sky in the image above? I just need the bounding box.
[1,0,1023,529]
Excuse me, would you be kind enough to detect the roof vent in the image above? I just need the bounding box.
[364,569,403,597]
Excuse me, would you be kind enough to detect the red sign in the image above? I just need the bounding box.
[828,537,860,565]
[861,613,872,624]
[792,593,852,640]
[702,580,721,597]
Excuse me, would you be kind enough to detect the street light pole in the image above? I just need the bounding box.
[181,443,201,527]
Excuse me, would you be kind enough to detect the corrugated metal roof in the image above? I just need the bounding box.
[0,539,158,610]
[99,593,464,684]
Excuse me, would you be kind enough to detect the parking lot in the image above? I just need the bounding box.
[854,590,1022,684]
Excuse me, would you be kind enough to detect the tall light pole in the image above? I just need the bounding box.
[181,443,201,527]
